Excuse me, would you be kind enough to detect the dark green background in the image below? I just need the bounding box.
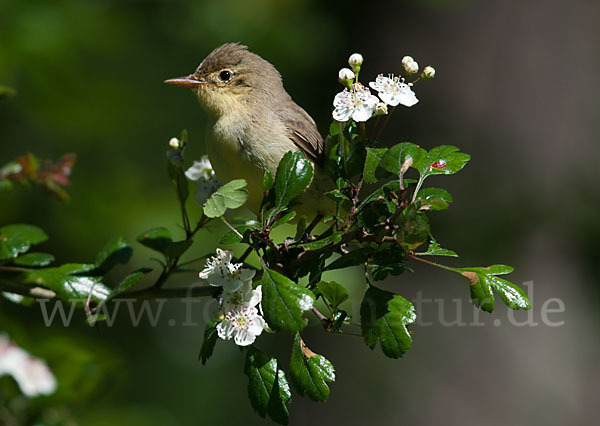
[1,0,597,425]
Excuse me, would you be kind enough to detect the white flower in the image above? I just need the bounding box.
[369,75,419,107]
[199,249,255,292]
[185,156,221,205]
[373,102,388,117]
[402,56,419,74]
[337,68,355,88]
[168,137,180,148]
[217,306,265,346]
[222,281,262,313]
[423,66,435,79]
[348,53,363,72]
[185,156,216,182]
[332,84,379,122]
[0,334,57,397]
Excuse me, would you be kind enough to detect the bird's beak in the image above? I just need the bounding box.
[164,75,211,88]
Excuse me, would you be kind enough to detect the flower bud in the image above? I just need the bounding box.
[348,53,363,73]
[422,66,436,79]
[338,67,355,88]
[168,137,180,148]
[373,102,388,117]
[402,56,418,74]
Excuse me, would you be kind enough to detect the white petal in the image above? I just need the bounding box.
[234,330,256,346]
[238,268,256,282]
[352,104,375,122]
[333,106,354,122]
[245,288,262,308]
[249,315,265,335]
[223,278,243,293]
[397,87,419,107]
[216,320,234,340]
[378,91,399,106]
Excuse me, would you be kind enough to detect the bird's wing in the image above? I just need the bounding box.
[280,106,324,164]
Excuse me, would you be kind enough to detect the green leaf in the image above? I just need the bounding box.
[199,319,219,365]
[299,231,343,251]
[0,224,48,260]
[455,265,529,312]
[21,264,111,305]
[381,142,426,175]
[416,187,453,211]
[294,216,307,242]
[220,225,256,244]
[263,170,274,191]
[399,205,430,250]
[360,286,416,358]
[290,334,335,402]
[94,236,133,272]
[272,211,297,229]
[417,242,458,257]
[274,151,313,210]
[106,269,150,301]
[203,179,248,218]
[13,252,55,267]
[137,227,173,254]
[316,281,348,310]
[363,148,387,184]
[165,239,193,258]
[413,145,470,179]
[245,348,291,425]
[325,247,372,271]
[261,267,315,333]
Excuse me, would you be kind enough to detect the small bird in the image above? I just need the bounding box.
[165,43,331,216]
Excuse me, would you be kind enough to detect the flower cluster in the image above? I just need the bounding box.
[185,155,221,205]
[200,249,267,346]
[0,334,57,397]
[332,53,435,122]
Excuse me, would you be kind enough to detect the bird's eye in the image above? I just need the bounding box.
[219,70,232,82]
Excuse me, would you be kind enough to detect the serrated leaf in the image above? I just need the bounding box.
[203,179,248,218]
[165,239,193,258]
[263,170,274,191]
[363,148,387,184]
[417,242,458,257]
[220,224,258,244]
[274,151,313,211]
[299,231,343,251]
[399,206,430,250]
[94,236,133,272]
[272,211,297,229]
[381,142,426,175]
[416,187,453,211]
[13,252,54,267]
[245,348,291,425]
[413,145,470,179]
[456,265,529,312]
[20,264,111,305]
[137,227,173,254]
[360,286,416,358]
[107,269,150,300]
[0,224,48,260]
[290,334,335,402]
[199,319,219,365]
[316,281,348,310]
[325,247,372,271]
[261,267,315,333]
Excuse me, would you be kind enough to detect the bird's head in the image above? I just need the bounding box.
[165,43,285,118]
